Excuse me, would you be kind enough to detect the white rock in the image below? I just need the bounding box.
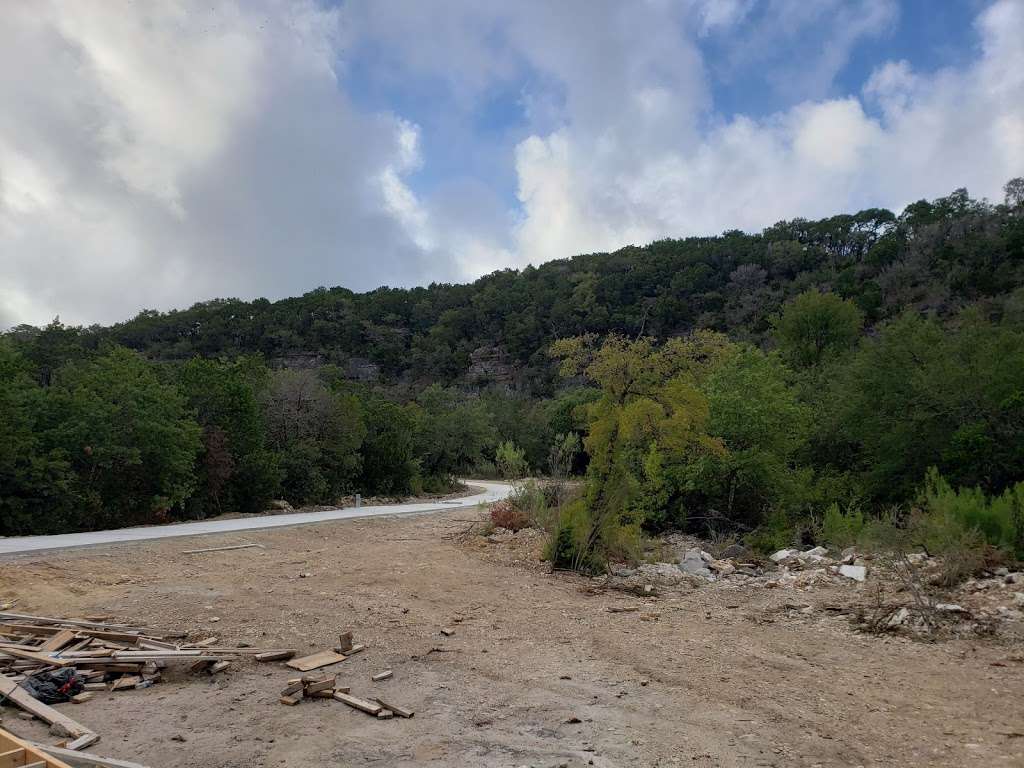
[838,564,867,582]
[770,548,798,563]
[905,552,928,565]
[699,550,715,563]
[801,546,828,558]
[886,607,910,627]
[935,603,966,613]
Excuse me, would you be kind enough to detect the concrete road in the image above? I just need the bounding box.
[0,480,512,556]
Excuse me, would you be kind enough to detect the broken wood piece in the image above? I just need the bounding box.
[332,692,382,716]
[0,613,138,632]
[254,650,295,662]
[70,693,94,704]
[66,734,101,752]
[0,675,93,740]
[189,659,214,674]
[372,696,414,718]
[279,695,300,706]
[181,543,264,555]
[0,646,72,667]
[109,676,141,691]
[280,681,304,697]
[286,650,345,672]
[606,606,640,613]
[304,679,335,695]
[440,628,455,637]
[1,728,74,768]
[31,741,152,768]
[337,631,353,653]
[371,670,393,682]
[39,630,77,653]
[376,709,394,719]
[346,644,365,655]
[208,661,230,675]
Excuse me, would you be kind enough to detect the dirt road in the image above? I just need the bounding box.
[0,508,1021,767]
[0,480,511,555]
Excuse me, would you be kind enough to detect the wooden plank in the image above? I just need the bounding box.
[181,543,264,554]
[0,678,93,740]
[285,650,345,672]
[372,696,414,718]
[0,614,138,632]
[0,646,70,667]
[0,625,146,644]
[371,670,393,682]
[254,650,295,662]
[332,692,382,716]
[39,631,77,653]
[31,743,152,768]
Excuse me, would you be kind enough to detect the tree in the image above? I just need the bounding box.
[773,290,862,368]
[411,384,494,489]
[177,357,279,515]
[1004,177,1024,209]
[41,347,202,529]
[357,395,420,495]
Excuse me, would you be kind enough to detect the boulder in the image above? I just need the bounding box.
[801,546,828,558]
[838,564,867,582]
[678,548,713,579]
[770,548,799,563]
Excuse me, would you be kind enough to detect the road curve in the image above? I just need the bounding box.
[0,480,513,556]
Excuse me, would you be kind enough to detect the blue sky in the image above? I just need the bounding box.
[1,0,1022,326]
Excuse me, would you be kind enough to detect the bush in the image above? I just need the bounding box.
[918,468,1024,559]
[495,440,528,479]
[489,501,530,531]
[544,499,602,572]
[820,502,866,549]
[744,509,796,554]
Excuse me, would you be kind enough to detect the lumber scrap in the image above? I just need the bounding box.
[332,692,382,716]
[254,650,295,662]
[39,630,77,653]
[181,543,264,555]
[285,650,345,672]
[31,742,152,768]
[372,696,414,718]
[0,614,138,632]
[0,646,71,667]
[0,675,95,741]
[0,626,149,644]
[371,670,393,682]
[0,728,74,768]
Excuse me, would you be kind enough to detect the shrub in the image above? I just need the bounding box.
[489,500,530,531]
[744,509,796,554]
[495,440,528,479]
[820,502,866,549]
[918,468,1024,559]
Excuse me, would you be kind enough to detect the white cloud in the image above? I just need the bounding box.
[1,0,1021,328]
[0,0,438,327]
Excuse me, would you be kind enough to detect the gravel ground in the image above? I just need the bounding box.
[1,509,1021,768]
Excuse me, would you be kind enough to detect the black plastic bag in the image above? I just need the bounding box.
[18,668,84,704]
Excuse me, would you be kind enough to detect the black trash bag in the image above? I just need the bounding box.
[18,667,84,704]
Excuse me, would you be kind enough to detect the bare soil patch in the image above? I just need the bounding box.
[1,510,1021,767]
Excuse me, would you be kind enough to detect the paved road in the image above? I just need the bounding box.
[0,480,512,556]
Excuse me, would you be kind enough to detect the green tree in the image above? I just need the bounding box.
[358,396,420,495]
[41,347,202,529]
[772,290,862,368]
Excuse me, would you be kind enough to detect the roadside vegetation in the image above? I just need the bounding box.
[2,179,1023,578]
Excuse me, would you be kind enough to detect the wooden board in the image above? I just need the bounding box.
[39,631,77,653]
[0,676,94,740]
[0,646,71,667]
[0,728,73,768]
[332,692,382,716]
[30,743,151,768]
[285,650,345,672]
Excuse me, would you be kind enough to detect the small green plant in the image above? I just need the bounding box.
[495,441,528,479]
[744,509,796,554]
[917,468,1024,559]
[820,502,866,549]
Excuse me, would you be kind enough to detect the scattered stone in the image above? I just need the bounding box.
[838,564,867,582]
[678,548,713,578]
[770,548,799,563]
[886,607,910,628]
[935,603,967,613]
[803,546,828,558]
[440,627,456,637]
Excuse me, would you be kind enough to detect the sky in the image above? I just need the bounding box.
[1,0,1022,328]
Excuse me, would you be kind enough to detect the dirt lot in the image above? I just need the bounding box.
[1,509,1022,768]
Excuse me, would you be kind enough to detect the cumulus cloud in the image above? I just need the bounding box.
[1,0,1021,327]
[0,0,440,326]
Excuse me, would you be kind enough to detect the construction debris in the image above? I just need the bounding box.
[0,726,74,767]
[0,611,299,752]
[371,670,393,682]
[181,543,264,555]
[285,650,346,672]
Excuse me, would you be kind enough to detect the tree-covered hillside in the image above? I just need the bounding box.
[2,181,1023,547]
[22,182,1022,393]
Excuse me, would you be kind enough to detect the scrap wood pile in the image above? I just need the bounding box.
[0,609,297,753]
[278,631,414,720]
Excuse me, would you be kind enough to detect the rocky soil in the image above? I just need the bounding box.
[0,509,1022,767]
